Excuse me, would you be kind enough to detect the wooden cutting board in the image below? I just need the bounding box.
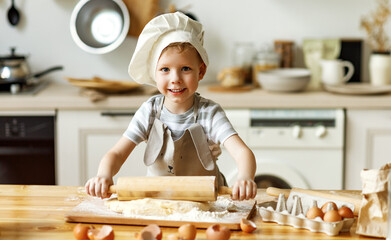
[208,85,254,93]
[123,0,160,37]
[65,197,256,230]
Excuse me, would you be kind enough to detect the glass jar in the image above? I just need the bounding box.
[252,49,280,86]
[232,42,255,84]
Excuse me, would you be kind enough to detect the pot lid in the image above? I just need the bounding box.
[0,47,26,60]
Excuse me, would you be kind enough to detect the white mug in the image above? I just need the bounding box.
[320,59,355,85]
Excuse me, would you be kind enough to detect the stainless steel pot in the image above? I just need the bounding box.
[0,48,63,85]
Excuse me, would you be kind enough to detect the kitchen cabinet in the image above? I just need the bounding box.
[56,110,147,186]
[345,109,391,189]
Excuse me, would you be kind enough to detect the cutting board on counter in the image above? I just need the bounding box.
[123,0,159,37]
[65,197,256,230]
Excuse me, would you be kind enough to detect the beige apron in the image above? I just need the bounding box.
[143,95,227,187]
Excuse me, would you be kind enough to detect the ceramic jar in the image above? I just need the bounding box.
[369,52,391,86]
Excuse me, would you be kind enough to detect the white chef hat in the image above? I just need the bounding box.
[128,12,209,86]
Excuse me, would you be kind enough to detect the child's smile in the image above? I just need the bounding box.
[155,46,206,114]
[168,88,186,94]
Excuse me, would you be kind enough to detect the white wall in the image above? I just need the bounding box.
[0,0,376,84]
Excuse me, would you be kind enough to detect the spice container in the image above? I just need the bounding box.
[274,40,294,68]
[252,49,280,86]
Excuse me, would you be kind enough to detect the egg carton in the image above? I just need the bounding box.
[258,193,355,236]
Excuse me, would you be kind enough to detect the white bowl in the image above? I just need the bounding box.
[257,68,311,92]
[70,0,130,54]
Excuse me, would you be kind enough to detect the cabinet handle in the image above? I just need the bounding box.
[100,111,135,117]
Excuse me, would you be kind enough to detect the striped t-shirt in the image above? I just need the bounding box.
[123,93,237,146]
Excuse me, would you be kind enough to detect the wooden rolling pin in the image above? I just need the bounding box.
[109,176,232,201]
[266,187,362,216]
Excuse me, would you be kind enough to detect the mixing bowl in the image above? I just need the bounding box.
[257,68,311,92]
[70,0,130,54]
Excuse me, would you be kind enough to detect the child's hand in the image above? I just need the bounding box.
[85,176,114,199]
[231,178,257,201]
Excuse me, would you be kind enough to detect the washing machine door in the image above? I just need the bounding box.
[224,162,310,189]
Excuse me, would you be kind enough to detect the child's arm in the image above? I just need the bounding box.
[85,136,136,199]
[223,134,257,200]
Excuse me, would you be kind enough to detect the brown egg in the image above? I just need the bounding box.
[338,206,354,219]
[87,225,114,240]
[138,224,162,240]
[323,209,342,222]
[240,218,257,233]
[306,206,324,219]
[321,201,338,213]
[73,224,93,240]
[136,231,155,240]
[178,224,197,240]
[206,224,231,240]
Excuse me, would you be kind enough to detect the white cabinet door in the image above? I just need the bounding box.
[57,110,147,186]
[345,110,391,189]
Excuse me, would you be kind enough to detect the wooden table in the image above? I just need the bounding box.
[0,185,380,240]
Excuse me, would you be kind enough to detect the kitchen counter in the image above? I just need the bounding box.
[0,185,374,240]
[1,82,391,111]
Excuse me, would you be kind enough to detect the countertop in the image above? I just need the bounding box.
[0,185,375,240]
[1,82,391,111]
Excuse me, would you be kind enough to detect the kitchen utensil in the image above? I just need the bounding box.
[65,195,255,229]
[320,59,354,85]
[323,82,391,95]
[7,0,20,26]
[108,176,232,201]
[266,187,362,216]
[0,48,63,85]
[208,85,253,93]
[257,68,310,92]
[66,76,140,93]
[123,0,159,37]
[70,0,130,54]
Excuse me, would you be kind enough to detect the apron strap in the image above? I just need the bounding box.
[193,93,199,123]
[156,95,164,119]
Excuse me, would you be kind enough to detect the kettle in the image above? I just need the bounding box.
[0,47,63,85]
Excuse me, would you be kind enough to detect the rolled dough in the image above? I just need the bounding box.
[105,198,211,216]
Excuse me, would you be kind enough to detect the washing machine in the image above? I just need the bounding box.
[217,109,345,190]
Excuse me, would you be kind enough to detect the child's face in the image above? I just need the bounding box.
[155,46,206,113]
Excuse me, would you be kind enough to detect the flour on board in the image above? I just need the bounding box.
[104,196,253,222]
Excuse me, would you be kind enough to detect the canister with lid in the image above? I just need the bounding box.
[274,40,294,68]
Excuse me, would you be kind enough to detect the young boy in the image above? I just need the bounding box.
[85,12,257,201]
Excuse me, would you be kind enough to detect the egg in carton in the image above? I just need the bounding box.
[258,193,355,236]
